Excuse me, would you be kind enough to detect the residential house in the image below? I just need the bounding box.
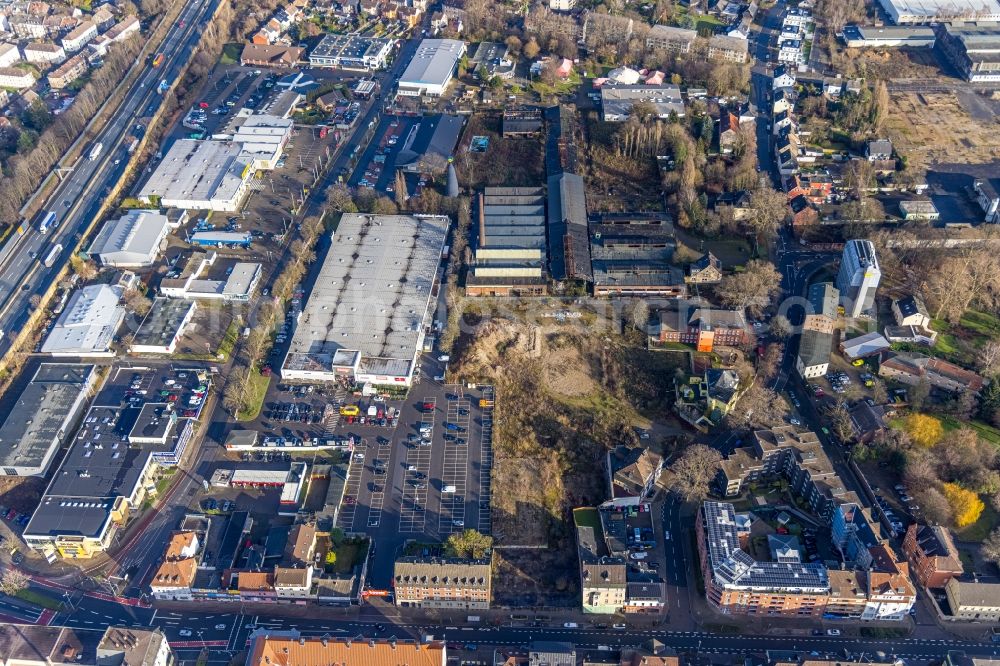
[0,66,36,89]
[892,294,930,328]
[782,6,812,28]
[772,64,796,89]
[529,643,577,666]
[430,6,464,35]
[718,111,742,154]
[729,12,753,39]
[797,282,838,378]
[686,252,722,284]
[392,557,492,609]
[779,25,802,45]
[97,627,174,666]
[697,500,831,617]
[234,571,276,602]
[787,172,833,205]
[863,542,916,620]
[624,581,666,613]
[549,0,576,9]
[646,24,697,53]
[61,19,97,52]
[92,6,115,31]
[778,39,803,64]
[713,190,752,222]
[246,636,446,666]
[707,35,749,63]
[849,401,888,443]
[878,351,986,393]
[581,558,627,614]
[902,524,964,588]
[788,198,816,230]
[675,367,743,430]
[866,138,893,161]
[945,578,1000,621]
[255,19,283,45]
[776,130,801,176]
[149,532,199,600]
[0,43,20,68]
[47,54,88,89]
[608,446,663,501]
[283,523,316,565]
[798,329,834,378]
[23,41,66,64]
[803,281,838,334]
[704,368,742,416]
[772,89,794,117]
[974,178,1000,223]
[655,305,749,352]
[273,566,313,598]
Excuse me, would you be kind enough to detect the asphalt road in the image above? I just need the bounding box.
[43,600,1000,663]
[0,0,219,356]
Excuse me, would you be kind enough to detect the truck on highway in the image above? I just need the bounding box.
[88,142,103,161]
[152,53,164,67]
[38,211,56,234]
[127,138,139,154]
[43,244,62,268]
[158,79,170,94]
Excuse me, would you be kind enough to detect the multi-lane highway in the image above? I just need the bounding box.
[0,0,219,356]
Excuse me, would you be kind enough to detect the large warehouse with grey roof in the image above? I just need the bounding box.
[0,364,96,477]
[396,39,466,97]
[281,213,449,387]
[877,0,1000,22]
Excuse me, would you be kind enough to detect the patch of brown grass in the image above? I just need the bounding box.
[885,92,1000,173]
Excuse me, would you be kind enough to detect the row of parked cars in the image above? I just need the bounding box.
[268,401,323,424]
[200,498,236,512]
[874,491,909,536]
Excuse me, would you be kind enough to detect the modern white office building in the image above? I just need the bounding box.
[836,239,881,319]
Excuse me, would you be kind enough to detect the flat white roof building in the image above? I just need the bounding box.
[282,214,449,386]
[131,298,197,354]
[160,254,261,302]
[309,34,394,70]
[397,39,466,97]
[232,114,293,170]
[88,210,173,267]
[41,285,125,357]
[878,0,1000,22]
[139,140,253,212]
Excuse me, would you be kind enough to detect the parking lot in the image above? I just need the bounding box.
[274,367,494,589]
[101,363,213,420]
[347,114,423,196]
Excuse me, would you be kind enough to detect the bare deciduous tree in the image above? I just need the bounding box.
[667,444,722,502]
[715,260,783,318]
